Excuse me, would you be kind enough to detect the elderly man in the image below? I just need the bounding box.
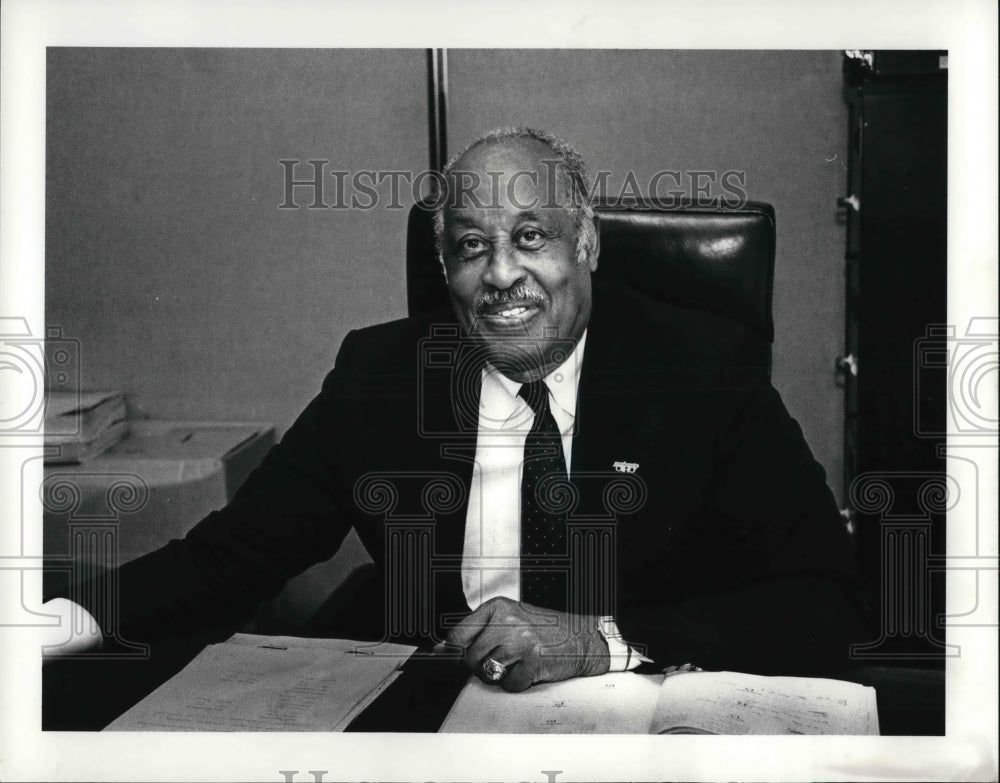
[47,127,871,694]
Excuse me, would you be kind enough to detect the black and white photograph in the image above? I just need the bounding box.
[1,2,996,781]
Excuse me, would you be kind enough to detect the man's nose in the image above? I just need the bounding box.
[481,241,524,289]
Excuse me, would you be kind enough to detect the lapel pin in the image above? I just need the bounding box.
[612,461,639,474]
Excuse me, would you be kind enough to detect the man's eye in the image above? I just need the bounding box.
[517,229,546,248]
[456,237,488,256]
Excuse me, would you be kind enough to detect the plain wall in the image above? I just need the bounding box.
[46,48,427,437]
[449,50,849,504]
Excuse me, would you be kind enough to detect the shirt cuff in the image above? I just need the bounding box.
[597,616,652,672]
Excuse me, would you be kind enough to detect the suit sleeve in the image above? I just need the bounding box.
[65,331,368,643]
[615,334,875,677]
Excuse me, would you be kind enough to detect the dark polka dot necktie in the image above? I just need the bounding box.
[518,379,568,611]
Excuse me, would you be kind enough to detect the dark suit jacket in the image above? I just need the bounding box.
[93,282,872,676]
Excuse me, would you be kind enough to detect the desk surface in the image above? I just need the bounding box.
[42,633,944,735]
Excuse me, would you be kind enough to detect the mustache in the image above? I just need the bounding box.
[475,286,546,313]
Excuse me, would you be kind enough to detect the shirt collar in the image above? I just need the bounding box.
[479,330,588,431]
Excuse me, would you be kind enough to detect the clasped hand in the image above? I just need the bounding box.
[435,597,610,692]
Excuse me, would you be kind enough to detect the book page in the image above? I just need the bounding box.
[104,634,415,731]
[439,672,665,734]
[649,671,879,735]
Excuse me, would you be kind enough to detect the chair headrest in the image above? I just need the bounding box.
[406,198,775,343]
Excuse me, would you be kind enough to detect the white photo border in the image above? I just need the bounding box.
[1,1,996,781]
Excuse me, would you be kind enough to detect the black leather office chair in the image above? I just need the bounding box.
[406,198,776,371]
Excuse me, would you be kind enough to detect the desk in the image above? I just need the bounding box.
[43,638,943,735]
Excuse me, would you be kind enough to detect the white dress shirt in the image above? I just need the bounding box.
[460,332,640,671]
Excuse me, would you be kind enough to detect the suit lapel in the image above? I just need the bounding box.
[414,321,484,628]
[572,285,654,482]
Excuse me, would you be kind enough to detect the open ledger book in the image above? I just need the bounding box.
[105,634,415,731]
[440,670,879,735]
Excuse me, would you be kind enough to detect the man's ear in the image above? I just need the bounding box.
[587,213,601,272]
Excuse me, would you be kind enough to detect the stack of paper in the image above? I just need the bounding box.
[45,391,128,463]
[104,634,415,731]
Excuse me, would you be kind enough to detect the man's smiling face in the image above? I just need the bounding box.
[441,138,599,382]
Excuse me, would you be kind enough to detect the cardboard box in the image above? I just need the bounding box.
[43,420,275,567]
[43,419,369,635]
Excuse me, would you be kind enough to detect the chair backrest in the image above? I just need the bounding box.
[406,197,775,346]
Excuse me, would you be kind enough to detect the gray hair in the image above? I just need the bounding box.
[431,127,596,270]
